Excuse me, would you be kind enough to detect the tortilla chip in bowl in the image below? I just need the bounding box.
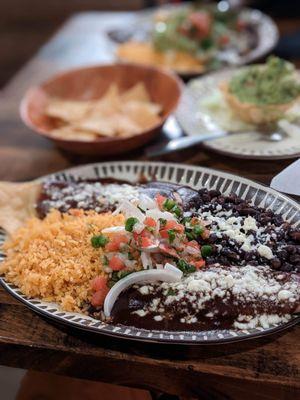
[20,63,183,156]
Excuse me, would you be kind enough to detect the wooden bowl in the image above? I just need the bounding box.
[20,63,183,156]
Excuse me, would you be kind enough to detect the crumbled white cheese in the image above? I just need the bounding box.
[278,289,293,301]
[234,314,291,330]
[132,309,148,317]
[257,245,274,260]
[139,286,150,295]
[42,181,140,211]
[243,216,258,232]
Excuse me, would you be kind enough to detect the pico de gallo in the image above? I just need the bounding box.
[152,4,258,68]
[90,194,212,307]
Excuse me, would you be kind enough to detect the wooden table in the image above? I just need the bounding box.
[0,11,299,399]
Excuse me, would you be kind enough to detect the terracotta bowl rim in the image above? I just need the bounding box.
[20,62,184,145]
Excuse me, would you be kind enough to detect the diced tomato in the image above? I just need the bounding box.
[105,241,118,252]
[191,259,205,269]
[165,220,184,233]
[144,217,157,228]
[159,244,180,258]
[236,19,247,32]
[159,229,169,239]
[91,287,109,307]
[109,256,125,271]
[155,194,167,210]
[142,228,151,237]
[133,232,139,242]
[141,237,154,248]
[134,229,150,244]
[202,229,210,239]
[219,34,230,46]
[106,234,128,252]
[189,12,211,38]
[91,276,107,291]
[186,240,200,250]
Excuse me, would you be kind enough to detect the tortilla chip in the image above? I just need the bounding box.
[50,126,97,141]
[117,41,204,73]
[89,84,121,117]
[121,82,151,103]
[0,182,41,235]
[45,81,162,139]
[122,101,161,130]
[72,117,116,137]
[46,99,93,121]
[112,114,142,137]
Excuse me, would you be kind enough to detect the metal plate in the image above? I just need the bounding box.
[0,161,299,344]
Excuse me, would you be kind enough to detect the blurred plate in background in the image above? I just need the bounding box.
[176,68,300,160]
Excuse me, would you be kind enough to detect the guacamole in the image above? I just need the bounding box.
[229,57,300,105]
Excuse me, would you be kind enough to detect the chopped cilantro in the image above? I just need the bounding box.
[167,288,176,296]
[163,198,182,217]
[201,245,213,257]
[125,217,139,232]
[107,270,133,288]
[193,225,204,236]
[91,235,109,248]
[118,270,133,280]
[163,198,176,211]
[159,218,167,227]
[167,229,176,243]
[182,216,191,225]
[102,255,109,266]
[172,205,182,217]
[177,259,196,274]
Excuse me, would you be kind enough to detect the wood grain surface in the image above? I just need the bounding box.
[0,10,299,400]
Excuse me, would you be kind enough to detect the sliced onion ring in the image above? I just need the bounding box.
[164,263,183,279]
[103,268,182,317]
[101,226,126,234]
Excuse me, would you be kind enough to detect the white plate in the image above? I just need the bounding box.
[176,69,300,159]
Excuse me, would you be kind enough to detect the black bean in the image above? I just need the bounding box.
[271,258,281,270]
[285,245,297,254]
[198,188,208,195]
[277,250,288,259]
[208,234,218,244]
[244,252,256,261]
[260,215,272,225]
[208,190,221,199]
[273,215,283,226]
[239,207,258,216]
[289,254,300,264]
[281,263,293,272]
[221,249,239,260]
[248,260,258,266]
[218,196,226,205]
[289,231,300,243]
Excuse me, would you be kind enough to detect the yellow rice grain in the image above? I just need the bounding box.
[0,209,124,312]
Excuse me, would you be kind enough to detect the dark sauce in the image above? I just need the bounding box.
[110,286,236,331]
